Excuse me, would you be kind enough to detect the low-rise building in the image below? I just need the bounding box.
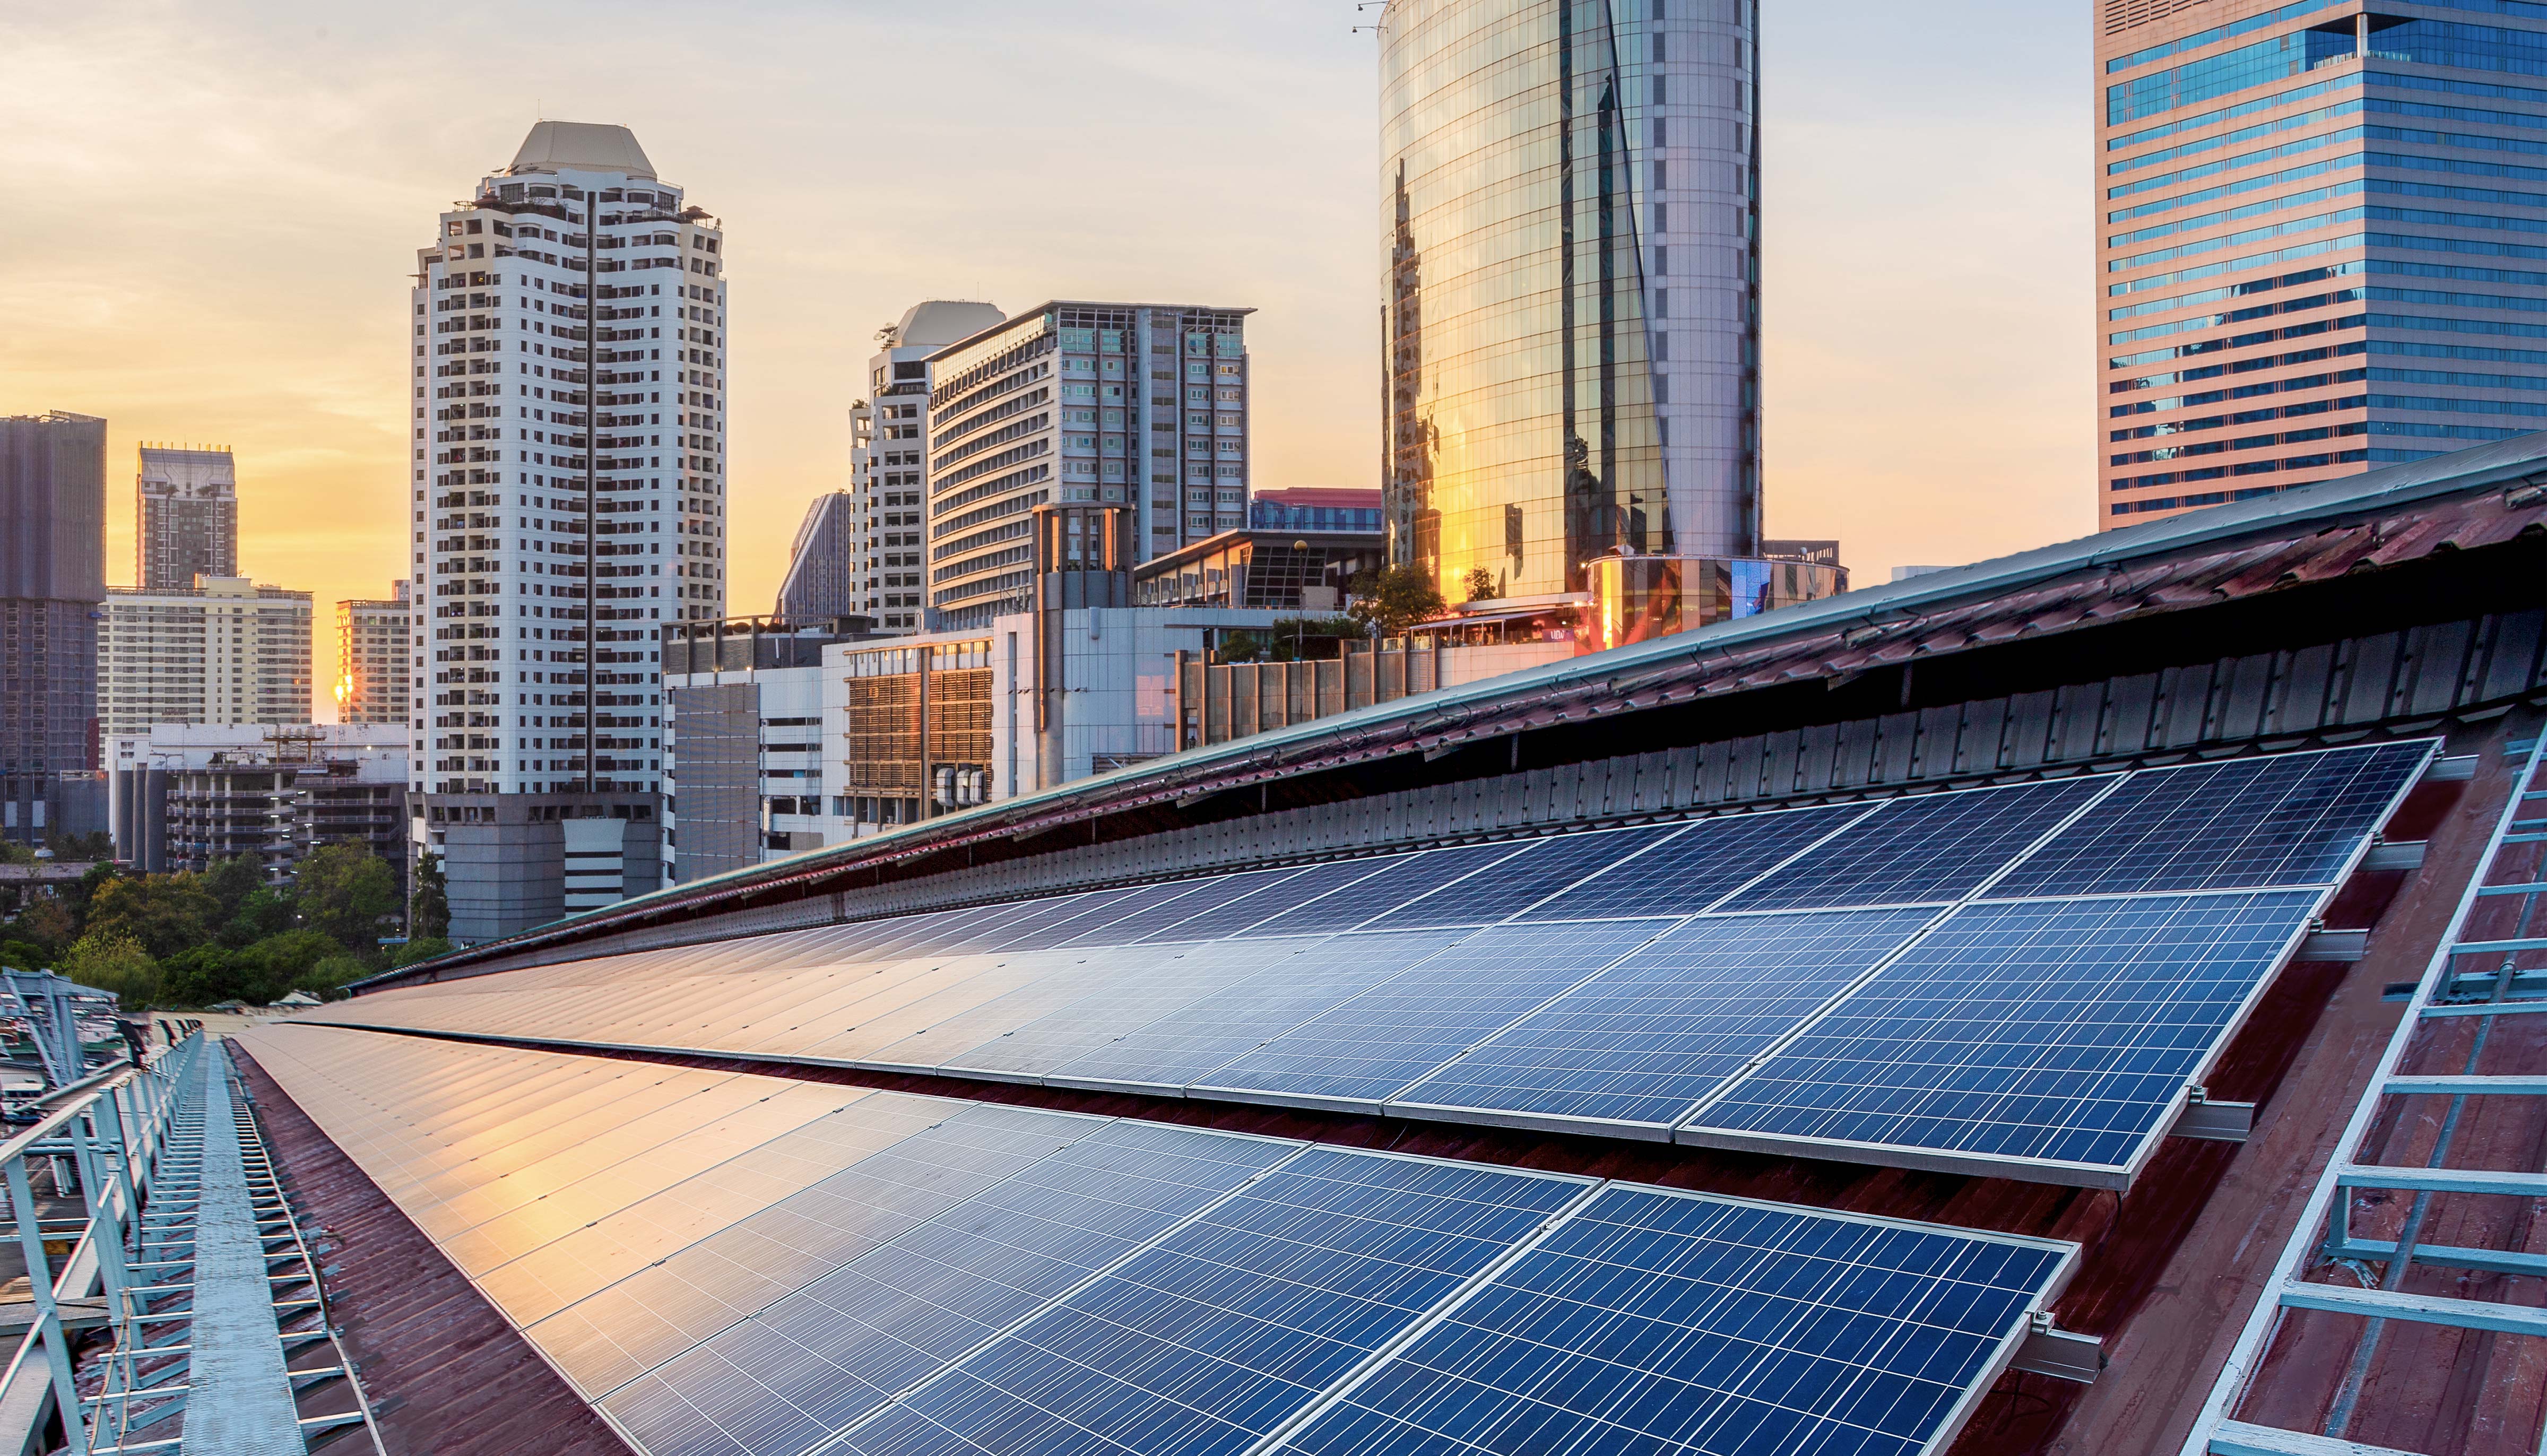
[108,723,408,887]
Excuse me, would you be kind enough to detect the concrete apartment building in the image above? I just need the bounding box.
[135,444,238,590]
[923,302,1253,632]
[851,300,1004,634]
[408,119,724,940]
[771,491,860,624]
[335,580,411,726]
[1377,1,1837,645]
[0,411,107,843]
[99,576,313,739]
[108,724,408,889]
[2099,0,2547,524]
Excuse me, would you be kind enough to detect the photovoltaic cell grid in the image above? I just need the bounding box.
[1517,803,1868,922]
[1194,920,1678,1111]
[1394,907,1942,1134]
[1719,777,2113,913]
[1983,741,2433,899]
[1687,891,2325,1176]
[250,1026,2074,1456]
[308,741,2433,1189]
[1278,1187,2073,1456]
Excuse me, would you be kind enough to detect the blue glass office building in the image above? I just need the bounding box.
[1379,0,1768,596]
[2100,0,2547,524]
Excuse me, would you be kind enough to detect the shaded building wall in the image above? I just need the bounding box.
[0,412,107,842]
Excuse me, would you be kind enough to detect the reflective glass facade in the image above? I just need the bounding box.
[1380,0,1761,600]
[2097,1,2547,526]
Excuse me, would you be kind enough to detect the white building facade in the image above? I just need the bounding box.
[853,301,1004,634]
[408,120,723,940]
[924,303,1253,633]
[100,576,313,738]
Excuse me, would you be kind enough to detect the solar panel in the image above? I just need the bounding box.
[1192,920,1676,1113]
[1719,776,2114,912]
[836,1149,1590,1456]
[1244,843,1532,937]
[1137,857,1407,943]
[1042,931,1467,1094]
[1049,870,1284,946]
[987,884,1193,951]
[1685,890,2323,1183]
[1986,741,2434,899]
[1363,824,1688,929]
[1520,803,1870,922]
[527,1099,1072,1396]
[1277,1186,2073,1456]
[600,1119,1295,1456]
[1392,907,1940,1136]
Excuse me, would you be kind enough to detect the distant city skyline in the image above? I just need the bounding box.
[2,0,2095,720]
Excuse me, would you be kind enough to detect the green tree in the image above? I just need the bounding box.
[292,844,397,961]
[220,886,296,948]
[60,930,162,1009]
[58,862,120,937]
[388,936,453,968]
[200,856,264,924]
[14,897,76,958]
[0,939,49,972]
[44,831,112,862]
[411,851,449,940]
[161,944,248,1008]
[84,874,220,960]
[1462,567,1501,603]
[298,954,371,996]
[238,929,345,1004]
[1348,565,1448,637]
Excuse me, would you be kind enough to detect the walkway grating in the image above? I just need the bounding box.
[173,1051,307,1455]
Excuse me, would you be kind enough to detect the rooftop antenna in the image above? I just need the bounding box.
[1353,1,1384,32]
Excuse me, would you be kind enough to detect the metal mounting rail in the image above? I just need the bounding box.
[2180,731,2547,1455]
[0,1036,384,1456]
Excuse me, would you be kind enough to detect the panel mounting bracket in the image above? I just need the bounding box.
[2360,839,2428,872]
[2009,1311,2104,1383]
[2172,1085,2255,1143]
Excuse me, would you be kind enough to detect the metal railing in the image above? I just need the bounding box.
[2181,726,2547,1454]
[0,1035,199,1455]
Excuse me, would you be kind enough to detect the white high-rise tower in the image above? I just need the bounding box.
[409,120,727,942]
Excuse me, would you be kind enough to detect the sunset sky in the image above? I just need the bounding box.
[1,0,2089,720]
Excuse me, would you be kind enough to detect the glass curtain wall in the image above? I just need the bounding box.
[1382,0,1669,600]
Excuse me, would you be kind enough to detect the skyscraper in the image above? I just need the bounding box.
[410,120,723,940]
[854,300,1004,634]
[0,411,106,843]
[2100,2,2547,525]
[922,302,1252,632]
[1379,0,1825,645]
[774,493,860,623]
[336,580,411,726]
[135,445,238,590]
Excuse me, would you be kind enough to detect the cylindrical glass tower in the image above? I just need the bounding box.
[1380,0,1765,605]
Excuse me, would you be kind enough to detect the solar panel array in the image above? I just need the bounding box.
[240,1024,2076,1456]
[312,741,2431,1186]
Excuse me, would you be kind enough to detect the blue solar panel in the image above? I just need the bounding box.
[1245,844,1531,937]
[1986,741,2433,899]
[987,884,1208,951]
[1041,931,1467,1093]
[1718,777,2113,912]
[601,1119,1293,1456]
[535,1103,1087,1397]
[1280,1186,2070,1456]
[1133,859,1389,943]
[1051,870,1287,947]
[1521,803,1869,922]
[1193,920,1674,1111]
[1358,824,1688,930]
[838,1149,1589,1456]
[1687,890,2323,1178]
[1393,907,1940,1133]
